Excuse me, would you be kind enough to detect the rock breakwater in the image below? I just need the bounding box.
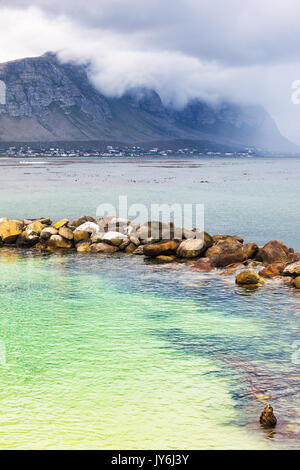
[0,216,299,290]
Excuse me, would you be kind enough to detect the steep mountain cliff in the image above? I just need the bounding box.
[0,53,295,151]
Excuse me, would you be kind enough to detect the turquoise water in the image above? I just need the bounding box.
[0,156,299,449]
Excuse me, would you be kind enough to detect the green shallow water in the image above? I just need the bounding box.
[0,250,299,449]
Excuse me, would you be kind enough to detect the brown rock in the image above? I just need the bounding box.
[16,230,39,248]
[259,263,284,278]
[143,239,179,257]
[53,219,69,230]
[212,234,244,244]
[212,251,247,268]
[192,257,215,272]
[26,221,46,234]
[156,255,177,263]
[74,230,90,243]
[205,238,243,257]
[133,245,145,255]
[125,242,137,254]
[71,216,96,228]
[292,276,300,289]
[256,240,289,264]
[283,261,300,277]
[40,227,58,240]
[48,234,73,249]
[0,219,24,244]
[242,242,259,259]
[59,226,74,240]
[260,403,277,428]
[75,240,92,252]
[236,269,263,286]
[88,243,119,254]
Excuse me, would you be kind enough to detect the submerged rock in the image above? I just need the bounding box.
[259,263,284,278]
[260,403,277,428]
[75,240,92,252]
[88,243,119,253]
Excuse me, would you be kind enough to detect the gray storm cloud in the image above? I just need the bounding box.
[0,0,300,143]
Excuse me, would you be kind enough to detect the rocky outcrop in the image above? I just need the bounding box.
[1,215,300,293]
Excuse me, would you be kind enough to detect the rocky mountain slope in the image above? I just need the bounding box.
[0,53,296,151]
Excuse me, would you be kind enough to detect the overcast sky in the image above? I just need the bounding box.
[0,0,300,143]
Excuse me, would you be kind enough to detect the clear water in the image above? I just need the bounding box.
[0,156,299,449]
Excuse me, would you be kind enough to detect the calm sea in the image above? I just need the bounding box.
[0,155,299,449]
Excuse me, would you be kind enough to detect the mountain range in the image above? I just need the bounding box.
[0,52,296,152]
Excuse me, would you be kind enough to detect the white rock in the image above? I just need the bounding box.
[74,222,101,234]
[101,231,129,247]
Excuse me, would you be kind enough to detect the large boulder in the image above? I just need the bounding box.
[256,240,289,264]
[0,219,24,244]
[143,240,179,257]
[211,251,247,268]
[236,269,263,286]
[176,238,205,259]
[205,238,243,257]
[283,261,300,277]
[101,231,129,247]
